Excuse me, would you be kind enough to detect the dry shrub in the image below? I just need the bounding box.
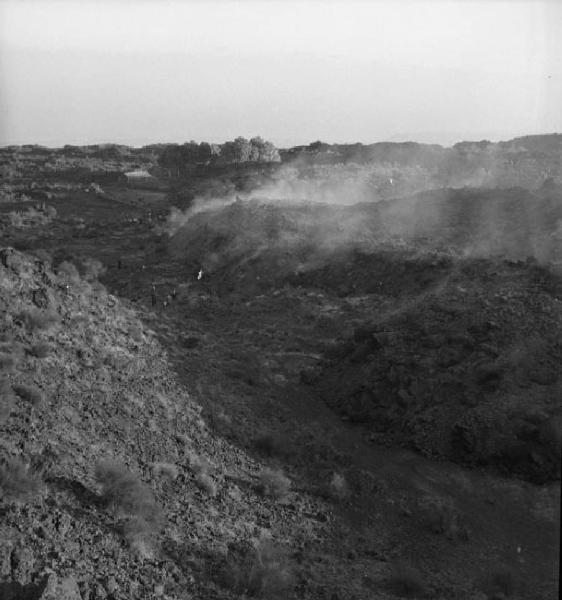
[103,350,130,370]
[388,560,426,597]
[13,384,44,407]
[150,462,179,481]
[28,342,51,359]
[186,450,212,475]
[222,537,294,598]
[32,249,52,264]
[57,260,81,284]
[195,472,217,497]
[122,515,158,548]
[95,459,162,529]
[19,307,59,331]
[327,472,349,501]
[80,257,106,282]
[258,468,291,500]
[0,457,43,502]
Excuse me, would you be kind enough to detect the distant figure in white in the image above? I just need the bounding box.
[197,268,203,280]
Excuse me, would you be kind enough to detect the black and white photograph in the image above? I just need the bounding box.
[0,1,560,598]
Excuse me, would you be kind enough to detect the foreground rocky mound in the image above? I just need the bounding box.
[0,249,334,600]
[314,256,562,483]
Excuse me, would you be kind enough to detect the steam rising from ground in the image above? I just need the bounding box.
[164,165,562,268]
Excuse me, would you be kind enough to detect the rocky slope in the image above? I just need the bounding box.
[0,249,338,600]
[313,256,562,483]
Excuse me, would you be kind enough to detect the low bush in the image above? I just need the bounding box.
[221,537,294,598]
[195,472,217,496]
[185,450,212,475]
[0,457,43,502]
[80,257,106,282]
[28,342,51,359]
[257,468,291,500]
[13,384,44,407]
[327,472,349,501]
[19,307,59,331]
[95,459,162,528]
[56,261,81,284]
[150,462,179,481]
[32,249,53,264]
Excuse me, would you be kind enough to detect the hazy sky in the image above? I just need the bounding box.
[0,0,560,147]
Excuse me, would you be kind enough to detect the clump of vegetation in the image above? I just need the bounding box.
[0,457,43,503]
[150,462,179,481]
[388,560,427,597]
[31,248,53,265]
[327,472,349,501]
[13,383,44,407]
[19,307,59,331]
[221,537,294,598]
[28,342,51,359]
[185,450,212,475]
[257,468,291,500]
[121,515,158,558]
[103,350,130,370]
[196,472,217,497]
[56,260,81,284]
[95,459,162,529]
[0,352,17,372]
[79,257,106,282]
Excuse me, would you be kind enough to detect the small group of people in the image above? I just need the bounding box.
[151,284,177,307]
[149,266,203,308]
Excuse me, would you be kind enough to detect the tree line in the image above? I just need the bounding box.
[158,136,281,172]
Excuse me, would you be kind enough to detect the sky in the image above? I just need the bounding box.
[0,0,560,148]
